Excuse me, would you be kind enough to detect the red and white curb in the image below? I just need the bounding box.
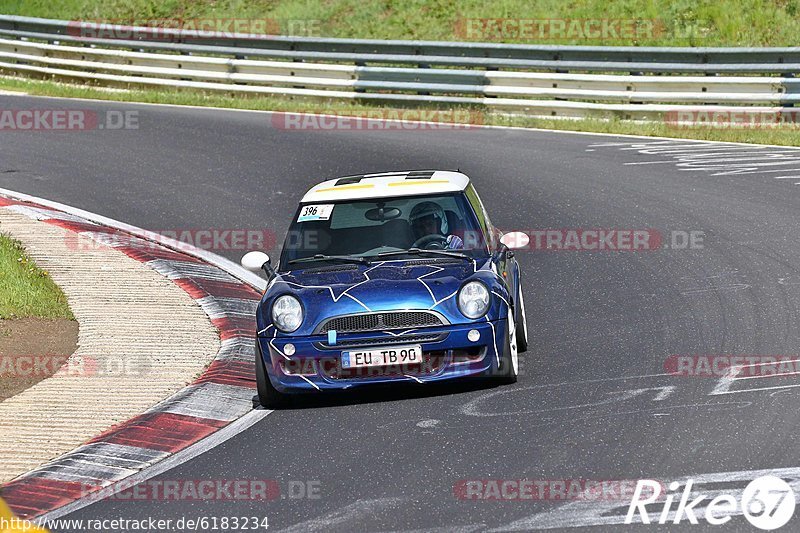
[0,191,268,520]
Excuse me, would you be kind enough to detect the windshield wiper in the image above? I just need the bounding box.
[376,248,471,261]
[288,254,370,266]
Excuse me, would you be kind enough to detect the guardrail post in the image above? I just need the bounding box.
[354,60,366,93]
[418,62,430,95]
[629,71,643,104]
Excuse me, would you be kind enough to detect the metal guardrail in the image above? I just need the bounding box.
[0,14,797,121]
[3,15,800,69]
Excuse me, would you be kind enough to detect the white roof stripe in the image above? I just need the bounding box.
[301,170,470,203]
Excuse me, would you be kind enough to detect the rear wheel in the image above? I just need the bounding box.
[255,341,291,409]
[496,307,519,384]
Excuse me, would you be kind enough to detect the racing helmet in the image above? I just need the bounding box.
[410,201,448,237]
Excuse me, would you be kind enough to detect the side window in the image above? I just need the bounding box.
[464,184,497,251]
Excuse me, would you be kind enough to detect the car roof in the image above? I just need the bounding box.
[300,170,470,203]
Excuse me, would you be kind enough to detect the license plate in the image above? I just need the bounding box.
[341,345,423,368]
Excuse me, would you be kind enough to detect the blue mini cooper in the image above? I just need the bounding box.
[241,170,529,408]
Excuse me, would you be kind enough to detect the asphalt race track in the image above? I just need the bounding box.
[4,95,800,531]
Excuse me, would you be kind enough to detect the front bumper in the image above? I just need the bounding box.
[258,320,507,393]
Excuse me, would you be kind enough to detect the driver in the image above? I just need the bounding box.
[409,201,464,249]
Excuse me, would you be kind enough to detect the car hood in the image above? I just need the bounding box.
[261,257,502,335]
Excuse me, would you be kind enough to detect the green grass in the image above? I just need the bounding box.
[1,75,799,147]
[0,233,74,319]
[1,0,799,46]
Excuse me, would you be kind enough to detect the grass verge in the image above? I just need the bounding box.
[2,0,800,47]
[1,75,799,147]
[0,232,73,320]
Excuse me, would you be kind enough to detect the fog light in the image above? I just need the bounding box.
[468,329,480,342]
[284,343,296,356]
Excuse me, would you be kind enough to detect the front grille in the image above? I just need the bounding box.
[316,311,446,334]
[314,332,447,350]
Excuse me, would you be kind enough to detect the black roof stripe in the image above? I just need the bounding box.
[405,171,436,180]
[332,170,440,186]
[335,176,364,186]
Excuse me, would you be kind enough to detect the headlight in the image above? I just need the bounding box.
[458,281,490,319]
[271,295,303,332]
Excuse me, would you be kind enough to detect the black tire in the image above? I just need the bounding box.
[255,340,292,409]
[515,282,529,354]
[496,308,519,385]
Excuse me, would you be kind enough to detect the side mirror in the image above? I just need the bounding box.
[500,231,530,251]
[241,251,275,278]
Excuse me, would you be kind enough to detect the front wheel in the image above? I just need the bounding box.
[496,307,519,384]
[515,283,529,353]
[255,341,292,409]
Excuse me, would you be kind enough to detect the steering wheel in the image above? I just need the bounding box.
[411,234,448,250]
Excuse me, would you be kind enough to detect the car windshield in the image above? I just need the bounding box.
[279,193,488,269]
